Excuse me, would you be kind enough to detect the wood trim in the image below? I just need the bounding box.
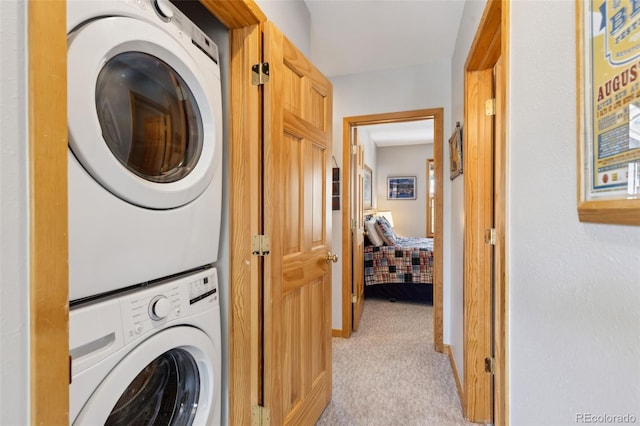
[463,0,508,424]
[465,0,501,71]
[332,329,343,337]
[28,1,68,424]
[444,344,465,410]
[201,2,266,424]
[432,113,444,353]
[494,56,508,426]
[463,69,494,424]
[340,119,353,338]
[199,0,266,28]
[202,2,267,424]
[341,109,444,353]
[229,24,262,425]
[577,200,640,225]
[494,2,510,425]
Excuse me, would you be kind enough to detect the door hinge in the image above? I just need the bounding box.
[251,235,271,256]
[252,405,271,426]
[69,355,72,384]
[352,145,357,155]
[251,62,270,86]
[352,293,357,303]
[484,356,495,374]
[484,228,496,245]
[485,98,496,116]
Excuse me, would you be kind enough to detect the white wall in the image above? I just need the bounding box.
[0,1,29,424]
[508,2,640,424]
[376,144,433,237]
[450,0,488,388]
[255,0,310,57]
[330,62,452,329]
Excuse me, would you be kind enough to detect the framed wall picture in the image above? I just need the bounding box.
[576,0,640,225]
[363,165,372,209]
[387,176,416,200]
[449,122,463,180]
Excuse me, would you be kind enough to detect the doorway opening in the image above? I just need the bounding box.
[340,108,444,352]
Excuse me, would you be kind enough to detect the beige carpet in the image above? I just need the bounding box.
[316,299,474,426]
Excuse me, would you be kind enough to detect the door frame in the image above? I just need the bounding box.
[28,3,69,424]
[340,108,444,352]
[462,0,509,424]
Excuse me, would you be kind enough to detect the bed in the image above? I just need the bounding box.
[363,215,434,304]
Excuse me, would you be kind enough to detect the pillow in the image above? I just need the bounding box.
[375,216,398,245]
[364,219,384,246]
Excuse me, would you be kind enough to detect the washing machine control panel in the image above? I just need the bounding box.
[120,269,219,344]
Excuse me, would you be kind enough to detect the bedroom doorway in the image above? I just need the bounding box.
[340,108,444,352]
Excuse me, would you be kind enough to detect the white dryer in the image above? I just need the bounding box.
[67,0,223,302]
[69,267,221,425]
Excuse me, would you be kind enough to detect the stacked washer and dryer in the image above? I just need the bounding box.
[67,0,223,424]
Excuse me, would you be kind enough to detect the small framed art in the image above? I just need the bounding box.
[387,176,416,200]
[363,165,372,209]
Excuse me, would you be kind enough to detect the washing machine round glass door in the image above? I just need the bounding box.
[67,16,222,209]
[73,327,219,425]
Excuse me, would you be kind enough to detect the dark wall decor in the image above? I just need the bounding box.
[449,122,463,180]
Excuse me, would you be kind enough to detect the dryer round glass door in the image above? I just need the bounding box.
[67,16,222,209]
[96,51,203,185]
[72,327,220,426]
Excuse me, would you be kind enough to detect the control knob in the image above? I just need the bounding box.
[153,0,174,20]
[149,295,171,321]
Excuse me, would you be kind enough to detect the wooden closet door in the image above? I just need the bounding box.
[262,21,334,425]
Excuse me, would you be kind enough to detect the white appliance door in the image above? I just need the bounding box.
[68,16,221,209]
[73,327,219,426]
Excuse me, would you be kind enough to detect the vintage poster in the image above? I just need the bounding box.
[587,0,640,199]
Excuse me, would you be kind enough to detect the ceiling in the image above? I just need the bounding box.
[303,0,466,78]
[359,120,434,146]
[302,0,465,147]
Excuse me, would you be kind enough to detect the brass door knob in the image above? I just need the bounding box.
[326,252,338,263]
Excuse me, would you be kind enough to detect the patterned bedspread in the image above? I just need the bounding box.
[364,237,434,286]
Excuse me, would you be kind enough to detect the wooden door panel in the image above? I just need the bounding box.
[309,85,329,129]
[284,111,327,142]
[282,132,302,255]
[282,290,302,415]
[309,279,327,381]
[281,280,330,422]
[309,143,326,244]
[283,254,329,293]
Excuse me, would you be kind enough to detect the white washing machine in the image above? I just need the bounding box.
[69,267,221,425]
[67,0,223,302]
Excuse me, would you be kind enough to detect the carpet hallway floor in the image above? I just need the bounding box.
[316,299,475,426]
